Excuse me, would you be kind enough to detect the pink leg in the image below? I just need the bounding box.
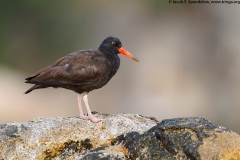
[82,92,102,123]
[77,94,90,120]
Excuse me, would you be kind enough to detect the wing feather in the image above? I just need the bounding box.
[25,50,106,87]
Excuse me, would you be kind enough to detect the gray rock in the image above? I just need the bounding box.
[117,117,240,159]
[0,114,240,160]
[0,114,157,160]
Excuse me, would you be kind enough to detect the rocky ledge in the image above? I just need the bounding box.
[0,114,240,160]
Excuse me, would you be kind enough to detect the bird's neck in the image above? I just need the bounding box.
[98,48,117,58]
[98,48,120,65]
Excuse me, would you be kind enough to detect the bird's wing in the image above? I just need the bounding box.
[25,50,106,86]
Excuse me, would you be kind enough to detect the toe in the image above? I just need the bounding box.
[79,114,90,120]
[90,117,102,123]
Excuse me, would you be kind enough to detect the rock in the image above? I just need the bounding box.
[0,113,157,160]
[117,117,240,159]
[0,114,240,160]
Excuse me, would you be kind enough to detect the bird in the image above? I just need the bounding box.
[25,36,139,123]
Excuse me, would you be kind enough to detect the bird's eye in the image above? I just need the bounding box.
[111,42,116,46]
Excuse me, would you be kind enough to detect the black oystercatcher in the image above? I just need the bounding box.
[25,36,139,123]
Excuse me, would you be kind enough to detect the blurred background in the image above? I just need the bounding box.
[1,1,240,133]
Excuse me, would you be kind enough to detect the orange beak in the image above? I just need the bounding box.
[118,47,139,62]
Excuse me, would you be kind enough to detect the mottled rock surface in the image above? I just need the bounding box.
[118,117,240,160]
[0,114,157,160]
[0,114,240,160]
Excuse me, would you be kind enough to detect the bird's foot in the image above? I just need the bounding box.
[79,114,102,123]
[79,114,90,120]
[89,115,102,123]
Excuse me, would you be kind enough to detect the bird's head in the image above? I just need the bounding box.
[99,36,139,62]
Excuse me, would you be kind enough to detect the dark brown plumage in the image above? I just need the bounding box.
[25,36,138,123]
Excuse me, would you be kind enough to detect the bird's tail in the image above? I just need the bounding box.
[24,84,46,94]
[25,75,38,83]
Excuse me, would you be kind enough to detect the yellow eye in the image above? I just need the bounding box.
[111,41,116,46]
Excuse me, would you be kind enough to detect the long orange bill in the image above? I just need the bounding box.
[118,47,139,62]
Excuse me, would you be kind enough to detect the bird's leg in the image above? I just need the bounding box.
[82,92,102,123]
[77,94,90,120]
